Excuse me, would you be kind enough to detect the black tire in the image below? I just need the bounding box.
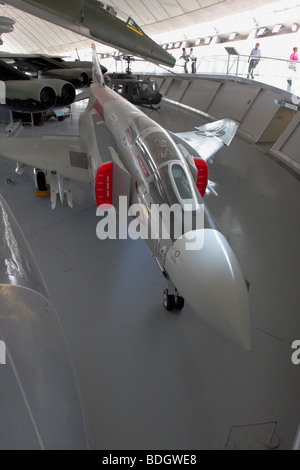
[163,289,175,311]
[36,171,47,191]
[176,296,185,310]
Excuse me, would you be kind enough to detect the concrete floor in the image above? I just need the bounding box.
[0,98,299,450]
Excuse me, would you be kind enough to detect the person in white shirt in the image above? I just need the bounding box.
[247,43,262,79]
[189,48,197,73]
[180,47,189,73]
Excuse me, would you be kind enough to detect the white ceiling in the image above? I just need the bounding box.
[0,0,297,55]
[112,0,278,35]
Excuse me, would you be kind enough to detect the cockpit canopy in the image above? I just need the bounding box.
[131,115,185,170]
[158,163,200,210]
[130,116,202,210]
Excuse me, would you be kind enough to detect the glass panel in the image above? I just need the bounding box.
[131,115,186,174]
[148,179,167,205]
[135,139,156,175]
[172,164,193,199]
[112,83,123,94]
[132,85,139,96]
[127,17,144,34]
[158,165,179,207]
[144,132,181,166]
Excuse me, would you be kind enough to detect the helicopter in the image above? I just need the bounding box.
[104,55,162,109]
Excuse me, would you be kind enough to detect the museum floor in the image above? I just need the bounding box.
[0,97,299,450]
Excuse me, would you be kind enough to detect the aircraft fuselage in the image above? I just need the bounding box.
[78,83,252,352]
[4,0,175,67]
[80,83,202,268]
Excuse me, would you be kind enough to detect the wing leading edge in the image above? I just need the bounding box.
[0,134,89,183]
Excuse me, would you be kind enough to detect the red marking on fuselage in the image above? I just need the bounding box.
[95,72,102,84]
[194,158,208,197]
[91,85,117,120]
[95,162,113,207]
[92,100,105,120]
[136,154,149,179]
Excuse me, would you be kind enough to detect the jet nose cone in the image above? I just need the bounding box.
[165,229,252,351]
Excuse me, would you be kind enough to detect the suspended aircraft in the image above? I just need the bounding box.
[0,16,15,34]
[0,194,90,449]
[0,45,252,352]
[0,15,15,44]
[0,52,106,89]
[2,0,175,67]
[0,58,76,112]
[107,74,162,109]
[103,54,162,108]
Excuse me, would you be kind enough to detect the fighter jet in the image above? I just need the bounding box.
[0,16,15,34]
[3,0,175,67]
[0,45,252,351]
[0,194,90,449]
[0,58,76,112]
[0,16,15,44]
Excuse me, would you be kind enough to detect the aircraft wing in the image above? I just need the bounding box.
[173,118,239,161]
[0,53,78,72]
[0,53,52,71]
[74,88,91,102]
[0,52,106,76]
[0,57,31,80]
[0,134,89,183]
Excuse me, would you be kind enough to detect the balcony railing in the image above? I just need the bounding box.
[113,53,300,96]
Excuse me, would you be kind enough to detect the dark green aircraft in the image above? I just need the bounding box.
[4,0,175,67]
[107,73,162,109]
[0,52,106,88]
[0,58,76,112]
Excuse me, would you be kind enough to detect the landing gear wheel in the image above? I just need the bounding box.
[176,296,184,310]
[163,289,175,311]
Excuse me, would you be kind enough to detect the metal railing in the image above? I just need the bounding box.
[190,54,299,81]
[116,54,300,96]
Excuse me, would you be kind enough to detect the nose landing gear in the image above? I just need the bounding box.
[163,280,185,311]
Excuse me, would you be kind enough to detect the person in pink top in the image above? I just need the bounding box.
[287,47,298,86]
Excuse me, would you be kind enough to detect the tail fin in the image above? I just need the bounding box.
[91,43,105,87]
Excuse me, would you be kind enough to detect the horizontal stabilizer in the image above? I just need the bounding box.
[173,118,239,161]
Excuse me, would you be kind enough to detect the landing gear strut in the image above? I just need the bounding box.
[163,280,184,311]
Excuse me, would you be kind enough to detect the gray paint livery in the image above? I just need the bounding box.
[0,46,252,352]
